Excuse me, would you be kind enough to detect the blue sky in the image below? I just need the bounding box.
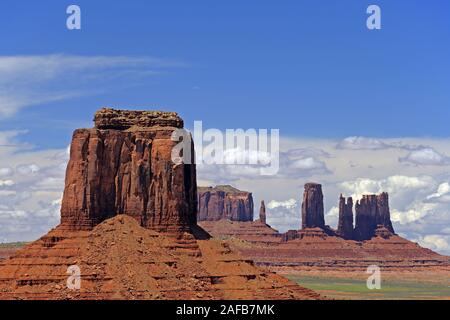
[1,1,449,148]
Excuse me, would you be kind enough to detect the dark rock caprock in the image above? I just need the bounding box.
[197,185,254,221]
[259,200,267,224]
[60,107,198,234]
[337,195,354,239]
[301,183,325,229]
[354,192,395,240]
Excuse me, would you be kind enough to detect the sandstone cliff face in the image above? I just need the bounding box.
[301,183,325,229]
[300,182,394,241]
[60,107,198,233]
[197,185,254,222]
[354,193,395,240]
[259,200,266,224]
[337,195,353,239]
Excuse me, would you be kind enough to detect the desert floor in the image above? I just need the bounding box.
[273,267,450,300]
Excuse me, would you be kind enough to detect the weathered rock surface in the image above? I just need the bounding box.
[354,193,395,240]
[300,183,394,241]
[259,200,266,224]
[60,107,198,234]
[301,183,325,229]
[94,108,184,130]
[197,185,254,222]
[337,195,354,239]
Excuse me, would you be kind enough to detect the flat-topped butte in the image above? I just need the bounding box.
[94,107,184,130]
[198,185,246,193]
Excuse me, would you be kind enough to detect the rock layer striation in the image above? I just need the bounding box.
[60,107,198,234]
[354,193,395,240]
[197,185,254,222]
[337,195,354,239]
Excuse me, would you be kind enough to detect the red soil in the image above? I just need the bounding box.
[0,215,323,300]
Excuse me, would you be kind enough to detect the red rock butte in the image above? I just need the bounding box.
[60,107,198,235]
[0,108,323,300]
[197,185,254,222]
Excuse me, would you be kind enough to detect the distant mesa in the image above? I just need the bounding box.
[197,185,254,222]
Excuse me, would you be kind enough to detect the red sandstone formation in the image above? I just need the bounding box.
[199,183,449,272]
[0,108,322,300]
[300,183,394,241]
[354,193,395,240]
[301,183,325,229]
[61,107,198,234]
[197,185,254,222]
[337,195,354,240]
[236,232,450,271]
[259,200,266,224]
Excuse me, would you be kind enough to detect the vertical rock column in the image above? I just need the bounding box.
[301,183,325,229]
[354,193,395,240]
[259,200,267,224]
[375,192,395,233]
[337,195,353,239]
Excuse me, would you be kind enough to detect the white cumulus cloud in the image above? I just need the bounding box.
[267,198,298,210]
[399,147,450,166]
[426,182,450,202]
[0,179,14,187]
[0,131,67,242]
[336,136,391,150]
[415,235,450,252]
